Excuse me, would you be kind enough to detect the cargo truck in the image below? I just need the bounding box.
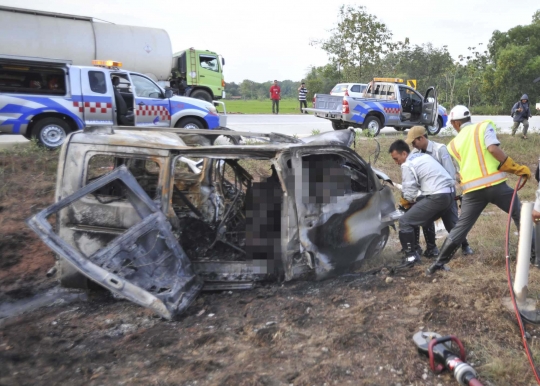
[0,6,226,102]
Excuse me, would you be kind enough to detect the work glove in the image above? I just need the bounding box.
[498,156,531,180]
[398,197,412,211]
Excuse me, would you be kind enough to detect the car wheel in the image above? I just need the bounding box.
[190,89,212,102]
[425,116,443,136]
[331,121,348,130]
[363,116,382,137]
[32,117,70,149]
[365,226,390,260]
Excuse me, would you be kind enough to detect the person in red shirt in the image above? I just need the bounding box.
[269,80,281,114]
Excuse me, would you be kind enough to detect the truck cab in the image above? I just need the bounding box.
[0,55,227,148]
[172,48,226,102]
[306,78,447,137]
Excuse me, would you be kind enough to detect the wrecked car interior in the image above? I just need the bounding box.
[27,127,399,319]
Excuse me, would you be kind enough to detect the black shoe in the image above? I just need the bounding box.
[462,245,474,255]
[423,246,440,258]
[426,237,460,276]
[403,251,421,267]
[399,231,421,267]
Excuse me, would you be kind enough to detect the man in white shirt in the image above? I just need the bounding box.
[389,139,456,267]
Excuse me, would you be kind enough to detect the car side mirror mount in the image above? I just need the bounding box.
[164,89,174,98]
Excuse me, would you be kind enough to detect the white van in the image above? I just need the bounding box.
[330,83,368,98]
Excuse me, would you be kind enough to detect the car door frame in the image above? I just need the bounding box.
[129,72,171,127]
[79,67,115,126]
[420,86,438,126]
[285,146,384,280]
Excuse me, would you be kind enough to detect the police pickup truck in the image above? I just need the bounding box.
[304,78,447,137]
[0,55,226,148]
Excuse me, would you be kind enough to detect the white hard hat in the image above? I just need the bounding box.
[448,105,471,121]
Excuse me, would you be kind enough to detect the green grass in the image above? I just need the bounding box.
[221,98,306,114]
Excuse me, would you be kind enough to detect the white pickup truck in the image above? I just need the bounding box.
[0,55,226,148]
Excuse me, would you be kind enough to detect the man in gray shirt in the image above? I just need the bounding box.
[406,126,474,257]
[389,139,456,267]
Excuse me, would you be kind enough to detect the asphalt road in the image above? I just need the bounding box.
[1,114,539,146]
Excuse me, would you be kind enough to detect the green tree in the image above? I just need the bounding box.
[313,5,407,82]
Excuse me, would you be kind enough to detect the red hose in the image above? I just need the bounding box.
[469,379,484,386]
[505,176,540,384]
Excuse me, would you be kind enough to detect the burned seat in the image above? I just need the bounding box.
[112,77,134,126]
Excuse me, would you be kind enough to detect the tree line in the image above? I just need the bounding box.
[227,6,540,114]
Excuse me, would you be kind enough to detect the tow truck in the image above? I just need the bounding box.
[304,78,447,137]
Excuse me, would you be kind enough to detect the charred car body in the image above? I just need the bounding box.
[28,127,399,319]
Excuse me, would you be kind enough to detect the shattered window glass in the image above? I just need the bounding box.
[86,155,161,200]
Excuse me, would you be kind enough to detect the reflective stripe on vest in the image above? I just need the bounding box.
[447,121,506,194]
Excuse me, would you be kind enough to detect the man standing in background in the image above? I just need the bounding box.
[270,80,281,114]
[298,82,308,114]
[511,94,532,139]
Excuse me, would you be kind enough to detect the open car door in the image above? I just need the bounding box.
[26,166,203,320]
[420,87,438,126]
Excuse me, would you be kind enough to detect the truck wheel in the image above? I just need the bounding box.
[190,89,212,102]
[331,121,348,130]
[178,117,205,130]
[363,116,382,137]
[425,116,443,136]
[32,117,70,149]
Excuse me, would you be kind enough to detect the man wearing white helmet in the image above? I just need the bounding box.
[426,105,531,275]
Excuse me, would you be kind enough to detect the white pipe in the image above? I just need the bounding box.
[514,202,534,305]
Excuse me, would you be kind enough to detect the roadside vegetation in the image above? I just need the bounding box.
[2,134,540,384]
[222,98,305,114]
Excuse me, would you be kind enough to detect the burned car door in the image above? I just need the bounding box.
[27,166,203,320]
[289,147,388,279]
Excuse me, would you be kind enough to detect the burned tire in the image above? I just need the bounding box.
[365,226,390,260]
[362,116,382,137]
[425,116,443,136]
[331,121,348,130]
[32,117,70,149]
[190,89,212,102]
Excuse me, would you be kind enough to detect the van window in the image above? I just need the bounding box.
[0,64,66,95]
[89,71,107,94]
[199,55,219,72]
[86,155,161,201]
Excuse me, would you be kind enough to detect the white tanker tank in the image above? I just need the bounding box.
[0,6,173,82]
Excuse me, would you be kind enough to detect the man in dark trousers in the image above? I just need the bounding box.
[270,80,281,114]
[389,139,457,267]
[426,105,531,275]
[406,126,474,257]
[298,82,308,114]
[511,94,533,139]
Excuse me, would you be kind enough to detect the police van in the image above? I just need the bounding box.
[0,55,227,148]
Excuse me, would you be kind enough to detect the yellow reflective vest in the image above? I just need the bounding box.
[447,121,507,194]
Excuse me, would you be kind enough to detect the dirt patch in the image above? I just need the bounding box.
[2,136,540,385]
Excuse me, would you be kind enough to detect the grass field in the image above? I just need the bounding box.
[221,98,306,114]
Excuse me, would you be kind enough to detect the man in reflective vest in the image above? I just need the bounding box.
[426,105,531,275]
[407,126,474,258]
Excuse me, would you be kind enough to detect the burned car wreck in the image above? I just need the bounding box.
[27,127,399,319]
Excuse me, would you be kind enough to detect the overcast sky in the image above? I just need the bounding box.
[2,0,539,83]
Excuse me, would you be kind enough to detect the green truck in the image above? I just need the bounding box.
[172,48,226,102]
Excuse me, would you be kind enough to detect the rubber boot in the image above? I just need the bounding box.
[426,237,461,276]
[422,223,439,258]
[461,240,474,255]
[399,231,421,267]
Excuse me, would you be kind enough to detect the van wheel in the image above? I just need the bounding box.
[363,116,382,137]
[331,121,348,130]
[425,116,443,136]
[32,118,70,149]
[190,90,212,102]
